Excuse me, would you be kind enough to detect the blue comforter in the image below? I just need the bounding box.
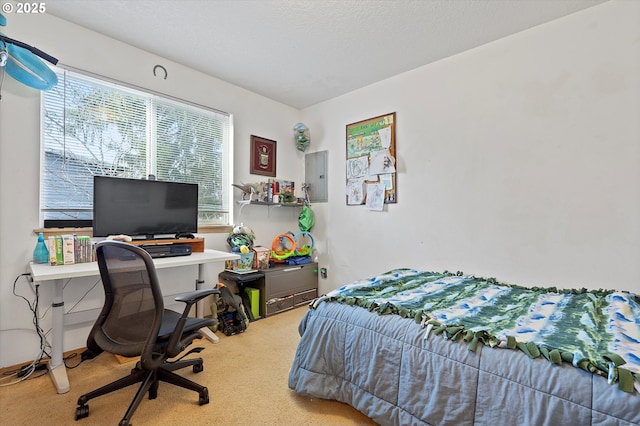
[316,269,640,392]
[289,269,640,425]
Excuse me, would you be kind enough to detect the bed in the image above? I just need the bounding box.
[288,269,640,425]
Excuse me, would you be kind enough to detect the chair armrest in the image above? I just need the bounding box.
[165,288,222,358]
[174,288,220,304]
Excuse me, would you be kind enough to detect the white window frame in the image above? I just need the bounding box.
[40,67,234,230]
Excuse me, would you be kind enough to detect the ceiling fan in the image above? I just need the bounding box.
[0,12,58,96]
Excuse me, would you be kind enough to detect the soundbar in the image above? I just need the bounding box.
[138,243,193,258]
[44,219,93,228]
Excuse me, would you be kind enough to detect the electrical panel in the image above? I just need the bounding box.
[305,150,328,203]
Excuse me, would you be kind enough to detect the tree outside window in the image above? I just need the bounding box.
[41,69,231,226]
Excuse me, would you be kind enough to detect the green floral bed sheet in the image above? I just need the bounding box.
[315,268,640,393]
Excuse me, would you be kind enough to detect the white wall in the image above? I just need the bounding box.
[0,12,303,367]
[1,0,638,369]
[303,0,640,296]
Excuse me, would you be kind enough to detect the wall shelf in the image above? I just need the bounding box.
[249,201,304,207]
[236,200,304,207]
[236,200,304,218]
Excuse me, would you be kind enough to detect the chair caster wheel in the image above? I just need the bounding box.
[193,363,203,373]
[199,387,209,405]
[118,419,130,426]
[75,404,89,420]
[149,389,157,400]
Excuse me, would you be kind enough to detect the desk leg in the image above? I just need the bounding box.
[196,264,219,344]
[49,279,70,394]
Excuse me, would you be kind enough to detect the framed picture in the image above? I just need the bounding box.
[250,135,277,177]
[345,112,397,207]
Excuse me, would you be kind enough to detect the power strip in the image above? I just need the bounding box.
[16,362,47,378]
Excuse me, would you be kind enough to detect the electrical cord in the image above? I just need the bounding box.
[1,273,53,385]
[4,273,100,385]
[60,277,101,369]
[65,278,101,314]
[0,344,48,386]
[11,273,32,304]
[64,352,83,369]
[37,277,72,320]
[31,278,52,360]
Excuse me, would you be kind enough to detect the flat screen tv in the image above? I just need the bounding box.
[93,176,198,239]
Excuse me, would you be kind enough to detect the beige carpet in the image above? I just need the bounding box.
[0,306,377,425]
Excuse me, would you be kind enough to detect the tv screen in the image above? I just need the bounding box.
[93,176,198,238]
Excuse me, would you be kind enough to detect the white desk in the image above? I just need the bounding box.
[28,249,239,394]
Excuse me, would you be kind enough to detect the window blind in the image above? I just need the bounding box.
[41,68,232,226]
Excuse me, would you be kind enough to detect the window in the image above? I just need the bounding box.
[41,68,232,227]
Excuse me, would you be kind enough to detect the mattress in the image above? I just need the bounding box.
[288,269,640,425]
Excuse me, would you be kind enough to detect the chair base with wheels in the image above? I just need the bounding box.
[75,347,210,426]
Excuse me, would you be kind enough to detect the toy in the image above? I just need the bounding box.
[270,233,296,261]
[293,231,314,256]
[293,122,310,152]
[227,223,255,252]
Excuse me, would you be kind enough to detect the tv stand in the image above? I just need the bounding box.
[129,237,205,252]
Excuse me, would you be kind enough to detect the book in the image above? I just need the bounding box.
[48,236,57,265]
[55,236,64,266]
[62,234,75,265]
[45,234,95,266]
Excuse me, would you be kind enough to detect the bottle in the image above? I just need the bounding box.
[33,232,50,264]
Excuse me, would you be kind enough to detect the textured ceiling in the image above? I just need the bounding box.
[45,0,607,109]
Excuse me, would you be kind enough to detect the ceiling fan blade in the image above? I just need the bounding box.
[3,40,57,90]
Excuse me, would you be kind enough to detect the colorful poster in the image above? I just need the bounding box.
[345,113,396,206]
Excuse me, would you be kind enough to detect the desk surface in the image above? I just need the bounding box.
[29,249,239,281]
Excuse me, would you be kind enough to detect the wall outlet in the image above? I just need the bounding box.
[320,267,327,279]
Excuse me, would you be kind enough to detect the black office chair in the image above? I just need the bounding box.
[75,240,219,426]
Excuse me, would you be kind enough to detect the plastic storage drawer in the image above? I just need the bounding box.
[266,295,294,316]
[294,289,317,306]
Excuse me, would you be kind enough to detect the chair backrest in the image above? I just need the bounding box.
[89,241,164,364]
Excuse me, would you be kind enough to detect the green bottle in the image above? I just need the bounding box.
[33,232,49,264]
